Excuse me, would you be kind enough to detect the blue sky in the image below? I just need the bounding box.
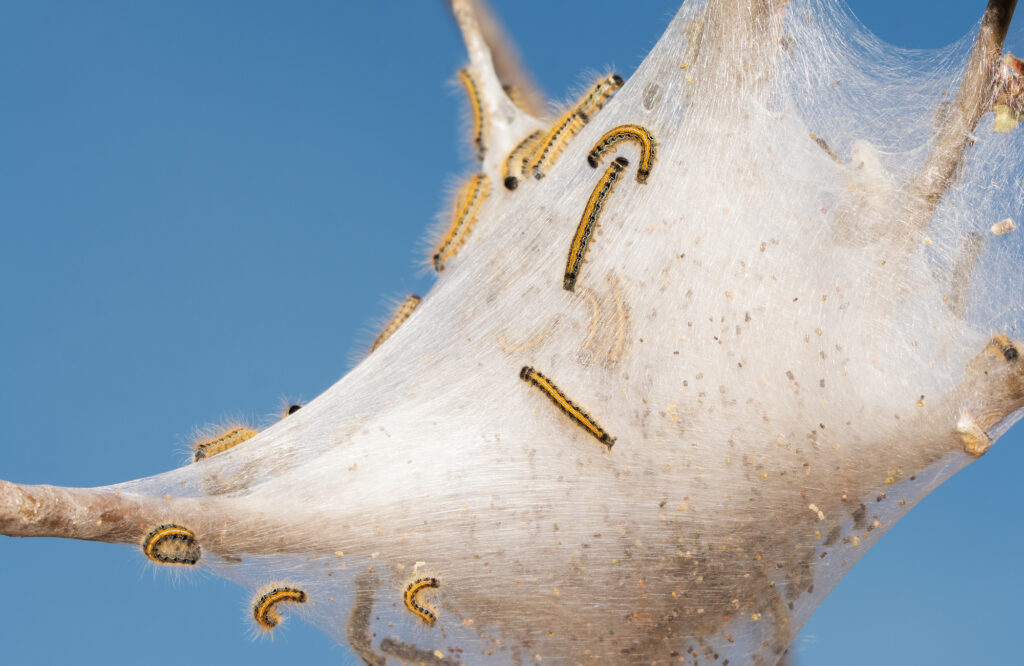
[0,1,1020,664]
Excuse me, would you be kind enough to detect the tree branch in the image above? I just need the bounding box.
[0,481,151,543]
[0,480,276,555]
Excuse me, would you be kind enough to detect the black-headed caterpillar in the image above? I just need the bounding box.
[370,295,422,353]
[252,584,308,632]
[458,67,486,162]
[990,333,1021,361]
[502,129,544,190]
[587,124,656,183]
[433,173,490,272]
[403,576,441,626]
[529,73,623,180]
[564,157,629,291]
[519,366,616,448]
[193,425,258,462]
[575,73,625,121]
[142,523,201,565]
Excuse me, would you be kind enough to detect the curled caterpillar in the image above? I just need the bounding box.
[587,124,656,183]
[142,523,200,565]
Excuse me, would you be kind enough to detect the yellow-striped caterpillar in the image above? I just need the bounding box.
[458,68,486,162]
[433,173,490,272]
[193,425,257,462]
[528,74,623,180]
[403,576,441,626]
[252,584,308,631]
[564,157,629,291]
[502,129,544,190]
[370,295,422,353]
[990,333,1021,361]
[575,74,625,120]
[142,523,200,565]
[587,124,656,183]
[519,366,615,447]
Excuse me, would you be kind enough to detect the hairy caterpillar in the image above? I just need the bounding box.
[519,366,615,447]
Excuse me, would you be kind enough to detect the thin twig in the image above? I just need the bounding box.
[449,0,547,116]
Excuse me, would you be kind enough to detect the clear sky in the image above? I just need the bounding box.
[1,1,1021,664]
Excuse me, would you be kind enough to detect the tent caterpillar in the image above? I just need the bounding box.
[458,67,486,162]
[587,124,656,183]
[142,523,200,565]
[519,366,615,448]
[502,129,544,190]
[564,157,629,291]
[252,584,308,632]
[193,425,257,462]
[370,295,422,353]
[403,577,441,626]
[433,173,490,272]
[529,74,623,180]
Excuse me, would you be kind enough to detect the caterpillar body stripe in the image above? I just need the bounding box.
[564,157,629,291]
[529,112,585,180]
[529,74,623,180]
[433,173,490,272]
[403,577,441,626]
[587,124,656,183]
[519,366,616,448]
[502,129,544,190]
[575,74,625,121]
[193,425,257,462]
[458,68,486,162]
[252,584,308,631]
[142,523,201,565]
[370,295,422,353]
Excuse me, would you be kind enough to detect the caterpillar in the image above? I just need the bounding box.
[403,576,441,626]
[193,425,257,462]
[575,73,625,121]
[252,584,308,631]
[502,129,544,190]
[370,295,422,353]
[433,173,490,272]
[528,74,623,180]
[142,523,200,565]
[519,366,616,448]
[990,333,1020,361]
[564,157,629,291]
[458,67,486,162]
[586,124,656,183]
